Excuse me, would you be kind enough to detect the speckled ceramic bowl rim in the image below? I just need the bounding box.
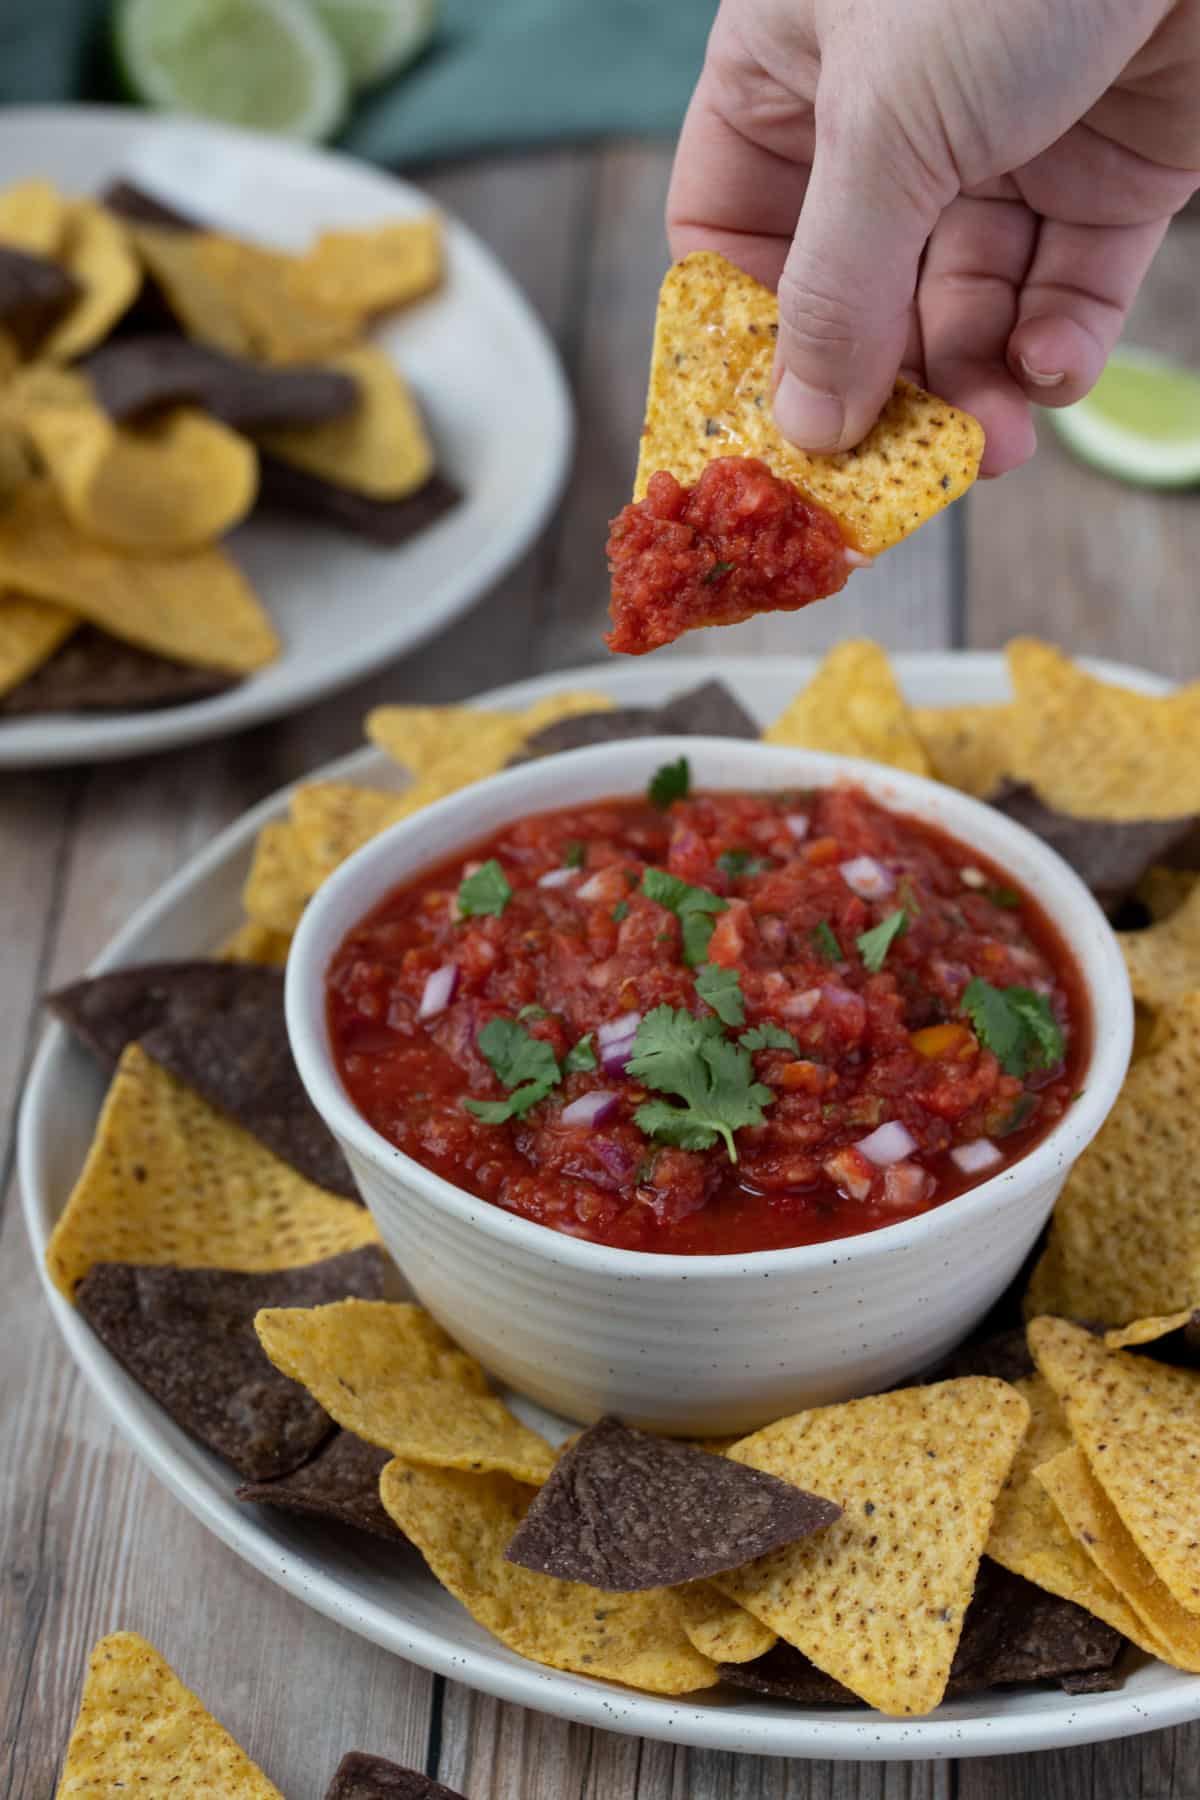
[287,736,1132,1281]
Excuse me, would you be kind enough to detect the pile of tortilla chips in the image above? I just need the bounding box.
[0,176,452,717]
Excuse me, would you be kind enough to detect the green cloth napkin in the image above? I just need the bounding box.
[0,0,713,167]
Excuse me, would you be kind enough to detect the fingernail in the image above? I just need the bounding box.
[1017,353,1065,390]
[774,371,845,450]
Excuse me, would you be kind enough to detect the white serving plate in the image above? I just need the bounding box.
[21,651,1194,1762]
[0,108,572,768]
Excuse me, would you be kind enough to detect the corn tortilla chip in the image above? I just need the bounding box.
[635,252,982,557]
[1136,866,1198,925]
[913,704,1014,797]
[257,344,433,501]
[678,1582,779,1663]
[1036,1446,1200,1670]
[218,920,293,966]
[255,1298,555,1484]
[366,691,615,772]
[985,1375,1151,1649]
[294,217,442,317]
[325,1752,468,1800]
[85,333,357,430]
[291,783,409,887]
[46,1044,378,1299]
[1,623,237,716]
[237,1429,404,1544]
[0,178,69,256]
[42,200,140,361]
[0,243,79,354]
[243,820,316,935]
[196,234,359,364]
[0,591,78,697]
[1118,880,1200,1009]
[1029,1316,1200,1619]
[55,1631,282,1798]
[0,482,277,673]
[763,639,933,773]
[715,1379,1029,1715]
[257,455,460,546]
[1105,1311,1198,1353]
[1023,995,1200,1325]
[25,401,259,554]
[378,1459,720,1694]
[1006,638,1200,821]
[130,222,253,355]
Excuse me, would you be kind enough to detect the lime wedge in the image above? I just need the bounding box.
[310,0,437,88]
[113,0,349,143]
[1049,346,1200,488]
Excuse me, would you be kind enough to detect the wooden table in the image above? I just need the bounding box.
[4,140,1200,1800]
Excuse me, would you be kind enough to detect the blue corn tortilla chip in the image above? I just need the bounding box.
[1,626,237,715]
[85,335,358,431]
[257,456,460,547]
[237,1430,405,1543]
[504,1414,840,1591]
[76,1247,390,1481]
[513,679,759,762]
[46,961,355,1198]
[988,781,1199,914]
[325,1754,467,1800]
[720,1561,1125,1702]
[0,242,80,353]
[100,181,202,233]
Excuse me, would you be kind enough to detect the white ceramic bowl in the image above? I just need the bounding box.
[287,737,1131,1435]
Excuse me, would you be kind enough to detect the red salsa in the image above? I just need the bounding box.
[327,783,1088,1255]
[606,457,852,656]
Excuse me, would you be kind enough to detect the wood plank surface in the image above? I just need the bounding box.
[0,140,1197,1800]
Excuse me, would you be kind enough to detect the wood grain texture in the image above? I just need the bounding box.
[1,151,1198,1800]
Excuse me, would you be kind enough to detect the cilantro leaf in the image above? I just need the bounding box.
[611,899,630,923]
[564,1033,598,1073]
[695,963,745,1026]
[627,1004,774,1162]
[986,884,1022,910]
[857,908,907,974]
[641,867,726,966]
[740,1021,801,1054]
[810,920,842,964]
[648,756,691,810]
[718,847,771,879]
[463,1017,561,1122]
[517,1003,549,1021]
[457,859,512,919]
[960,979,1065,1078]
[703,560,735,585]
[563,839,586,869]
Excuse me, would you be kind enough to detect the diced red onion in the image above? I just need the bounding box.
[950,1138,1003,1175]
[959,866,987,889]
[418,963,459,1020]
[784,813,810,841]
[883,1162,935,1209]
[538,867,575,889]
[576,872,609,902]
[758,915,789,956]
[561,1091,619,1128]
[844,547,872,569]
[783,987,821,1020]
[597,1010,642,1073]
[856,1120,918,1166]
[839,855,894,900]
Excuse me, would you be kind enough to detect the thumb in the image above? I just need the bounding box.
[773,118,943,452]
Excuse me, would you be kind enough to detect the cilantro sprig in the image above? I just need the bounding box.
[695,963,745,1026]
[463,1018,561,1122]
[740,1021,800,1054]
[564,1033,598,1073]
[627,1005,774,1162]
[641,867,727,966]
[857,908,907,974]
[718,847,772,880]
[960,979,1065,1078]
[457,859,512,919]
[648,756,690,810]
[810,920,842,964]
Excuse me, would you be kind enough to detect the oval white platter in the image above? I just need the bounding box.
[21,651,1194,1762]
[0,108,572,768]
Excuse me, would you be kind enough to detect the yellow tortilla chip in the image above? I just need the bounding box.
[290,783,408,888]
[1105,1311,1197,1351]
[293,216,442,317]
[985,1375,1151,1647]
[1136,866,1198,925]
[1006,638,1200,821]
[365,691,615,771]
[0,178,69,256]
[46,1044,378,1298]
[129,222,253,356]
[256,1299,555,1484]
[913,703,1013,797]
[763,639,933,774]
[0,359,92,421]
[217,920,293,966]
[677,1581,779,1663]
[1036,1446,1200,1670]
[1118,881,1200,1011]
[0,482,277,673]
[242,820,316,935]
[379,1459,720,1694]
[635,252,982,557]
[715,1379,1028,1715]
[42,200,140,361]
[1030,1316,1200,1619]
[1024,995,1200,1325]
[257,343,432,500]
[194,234,356,364]
[55,1631,283,1799]
[24,401,259,554]
[0,590,77,696]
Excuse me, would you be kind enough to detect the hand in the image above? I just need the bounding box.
[668,0,1200,474]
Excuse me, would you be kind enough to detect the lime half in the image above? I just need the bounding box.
[310,0,437,88]
[1049,346,1200,488]
[114,0,349,143]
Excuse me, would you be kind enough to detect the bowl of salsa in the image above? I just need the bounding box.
[286,737,1132,1435]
